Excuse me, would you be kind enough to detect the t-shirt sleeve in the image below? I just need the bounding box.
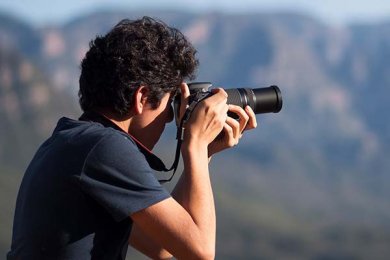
[79,132,171,222]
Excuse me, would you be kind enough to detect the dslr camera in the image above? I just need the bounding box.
[174,82,282,125]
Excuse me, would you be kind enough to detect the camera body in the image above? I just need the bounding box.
[174,82,283,125]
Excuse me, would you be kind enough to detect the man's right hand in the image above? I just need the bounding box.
[179,83,229,149]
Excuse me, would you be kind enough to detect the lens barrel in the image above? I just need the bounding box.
[225,85,282,114]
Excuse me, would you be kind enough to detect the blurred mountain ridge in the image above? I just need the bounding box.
[1,10,389,259]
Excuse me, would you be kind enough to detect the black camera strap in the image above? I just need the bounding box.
[159,98,200,183]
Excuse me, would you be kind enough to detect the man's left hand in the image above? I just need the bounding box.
[208,105,257,158]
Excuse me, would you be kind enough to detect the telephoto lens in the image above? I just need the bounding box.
[174,82,283,125]
[225,86,283,114]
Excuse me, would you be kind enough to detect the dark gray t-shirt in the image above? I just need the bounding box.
[8,116,170,259]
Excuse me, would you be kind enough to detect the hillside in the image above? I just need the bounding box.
[0,13,79,253]
[1,10,389,259]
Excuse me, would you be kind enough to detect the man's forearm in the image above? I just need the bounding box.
[171,141,216,257]
[130,141,216,259]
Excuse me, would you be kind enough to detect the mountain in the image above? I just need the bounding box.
[1,10,389,259]
[0,14,78,254]
[0,14,78,169]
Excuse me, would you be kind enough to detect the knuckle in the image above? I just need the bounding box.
[242,113,249,121]
[225,126,233,134]
[219,117,226,126]
[228,140,235,147]
[210,109,218,117]
[218,88,228,97]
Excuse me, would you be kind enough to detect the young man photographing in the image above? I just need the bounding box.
[8,17,257,259]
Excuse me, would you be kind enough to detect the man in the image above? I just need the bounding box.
[8,16,256,259]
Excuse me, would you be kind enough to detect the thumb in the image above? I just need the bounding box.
[179,82,190,120]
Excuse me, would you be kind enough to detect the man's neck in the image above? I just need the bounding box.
[96,109,133,133]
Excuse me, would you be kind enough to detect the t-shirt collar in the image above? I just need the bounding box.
[79,111,170,172]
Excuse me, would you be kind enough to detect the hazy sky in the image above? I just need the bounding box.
[0,0,389,26]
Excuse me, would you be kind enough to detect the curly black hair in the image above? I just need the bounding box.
[79,16,198,116]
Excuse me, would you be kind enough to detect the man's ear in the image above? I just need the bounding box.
[133,86,149,115]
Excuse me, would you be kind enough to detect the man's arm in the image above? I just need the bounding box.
[129,89,228,259]
[130,143,214,259]
[129,86,257,259]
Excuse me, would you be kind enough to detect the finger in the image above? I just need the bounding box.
[179,82,190,120]
[208,88,228,103]
[228,105,249,133]
[202,89,228,119]
[225,116,240,142]
[221,122,238,147]
[244,106,258,130]
[211,89,229,117]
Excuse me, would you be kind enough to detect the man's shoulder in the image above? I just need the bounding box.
[54,117,136,148]
[85,130,142,165]
[35,117,140,169]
